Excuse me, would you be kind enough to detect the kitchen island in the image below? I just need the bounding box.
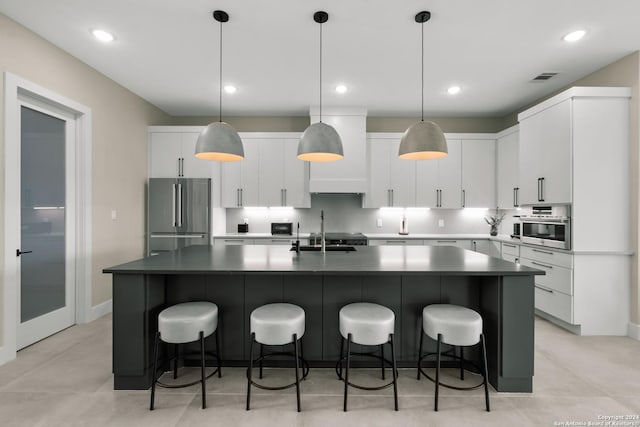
[104,244,543,392]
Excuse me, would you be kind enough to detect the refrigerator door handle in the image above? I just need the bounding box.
[177,183,183,227]
[171,183,177,227]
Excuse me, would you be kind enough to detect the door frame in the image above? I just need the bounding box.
[1,72,92,364]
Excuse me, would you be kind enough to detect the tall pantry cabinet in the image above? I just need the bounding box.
[517,87,632,335]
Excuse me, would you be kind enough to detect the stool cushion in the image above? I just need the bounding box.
[339,302,395,346]
[251,303,305,346]
[422,304,482,347]
[158,301,218,344]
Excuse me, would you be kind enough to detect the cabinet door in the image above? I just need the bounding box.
[462,139,495,208]
[239,140,260,206]
[221,161,242,207]
[366,138,392,207]
[149,132,180,178]
[426,239,471,249]
[518,117,543,205]
[438,139,462,208]
[415,157,438,207]
[259,139,285,206]
[282,139,310,207]
[496,130,519,208]
[180,133,213,178]
[539,100,572,204]
[389,139,416,207]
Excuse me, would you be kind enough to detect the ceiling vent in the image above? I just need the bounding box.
[532,72,558,81]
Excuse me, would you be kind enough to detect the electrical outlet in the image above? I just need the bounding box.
[376,218,383,228]
[438,219,445,227]
[243,217,249,224]
[111,210,117,220]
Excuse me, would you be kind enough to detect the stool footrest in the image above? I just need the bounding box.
[418,352,485,391]
[154,350,221,389]
[335,352,398,391]
[247,351,309,391]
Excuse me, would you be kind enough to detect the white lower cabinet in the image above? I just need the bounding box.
[520,246,573,324]
[473,240,500,257]
[425,239,471,250]
[215,238,255,245]
[368,239,424,246]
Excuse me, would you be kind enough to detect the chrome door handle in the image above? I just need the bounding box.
[172,183,177,226]
[532,260,553,269]
[540,177,545,201]
[16,249,33,257]
[532,248,554,255]
[462,189,466,208]
[535,284,554,293]
[240,188,243,206]
[177,183,183,227]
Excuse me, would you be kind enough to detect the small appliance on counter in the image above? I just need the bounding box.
[237,223,249,233]
[271,222,293,235]
[511,223,521,239]
[399,214,409,235]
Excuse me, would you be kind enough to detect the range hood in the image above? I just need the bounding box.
[307,106,367,193]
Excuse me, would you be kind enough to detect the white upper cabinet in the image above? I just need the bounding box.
[518,99,572,205]
[496,126,519,208]
[259,138,310,207]
[222,134,309,208]
[221,139,260,207]
[461,138,496,208]
[149,131,213,178]
[364,136,416,208]
[416,138,462,208]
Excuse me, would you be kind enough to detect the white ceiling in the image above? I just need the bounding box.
[1,0,639,118]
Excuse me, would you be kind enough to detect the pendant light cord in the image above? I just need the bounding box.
[421,19,424,122]
[219,20,223,123]
[319,21,323,123]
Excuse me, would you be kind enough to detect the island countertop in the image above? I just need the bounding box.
[103,244,544,276]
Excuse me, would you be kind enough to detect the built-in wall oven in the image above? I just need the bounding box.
[520,205,571,250]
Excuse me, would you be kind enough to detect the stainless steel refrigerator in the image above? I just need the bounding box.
[147,178,211,256]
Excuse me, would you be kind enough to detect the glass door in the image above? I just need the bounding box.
[17,103,76,349]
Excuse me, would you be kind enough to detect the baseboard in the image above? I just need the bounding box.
[88,299,112,322]
[535,309,582,335]
[0,345,16,367]
[629,322,640,341]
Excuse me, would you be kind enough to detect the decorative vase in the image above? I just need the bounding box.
[490,225,498,236]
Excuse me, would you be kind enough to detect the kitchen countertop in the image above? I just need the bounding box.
[104,244,543,276]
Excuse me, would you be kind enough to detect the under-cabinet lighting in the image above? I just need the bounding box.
[33,206,65,210]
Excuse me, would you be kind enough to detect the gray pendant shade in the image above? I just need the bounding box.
[194,121,244,162]
[398,120,448,160]
[297,121,344,162]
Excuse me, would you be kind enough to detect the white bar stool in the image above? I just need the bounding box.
[246,303,309,412]
[416,304,490,412]
[150,301,221,410]
[337,302,398,412]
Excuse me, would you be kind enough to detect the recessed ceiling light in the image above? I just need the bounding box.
[335,84,348,94]
[563,30,586,42]
[447,86,461,95]
[91,29,114,43]
[224,85,237,94]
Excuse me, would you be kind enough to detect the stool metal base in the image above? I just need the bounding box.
[416,330,490,412]
[246,333,308,412]
[150,329,222,411]
[338,333,399,412]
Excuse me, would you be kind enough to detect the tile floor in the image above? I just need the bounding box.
[1,314,639,426]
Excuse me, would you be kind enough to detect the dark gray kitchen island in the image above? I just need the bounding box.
[104,244,543,392]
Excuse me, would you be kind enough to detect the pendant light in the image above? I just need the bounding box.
[398,11,447,160]
[297,11,344,162]
[195,10,244,162]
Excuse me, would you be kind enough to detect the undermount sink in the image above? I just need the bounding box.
[291,245,357,252]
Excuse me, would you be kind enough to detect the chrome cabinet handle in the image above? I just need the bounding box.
[240,188,243,206]
[540,177,545,201]
[177,183,183,227]
[391,189,394,206]
[462,189,466,208]
[437,240,457,243]
[532,248,554,255]
[532,260,553,269]
[535,284,554,293]
[504,243,517,248]
[283,189,287,206]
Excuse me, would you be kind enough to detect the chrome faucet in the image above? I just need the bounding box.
[320,210,325,253]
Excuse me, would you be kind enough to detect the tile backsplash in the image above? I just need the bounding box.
[225,194,522,235]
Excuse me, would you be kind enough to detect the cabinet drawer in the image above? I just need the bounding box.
[264,238,294,245]
[426,240,471,250]
[535,285,572,324]
[501,242,520,257]
[501,253,519,264]
[218,238,255,245]
[520,258,573,295]
[521,246,572,268]
[369,239,424,246]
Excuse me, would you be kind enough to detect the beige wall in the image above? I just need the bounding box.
[0,14,171,346]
